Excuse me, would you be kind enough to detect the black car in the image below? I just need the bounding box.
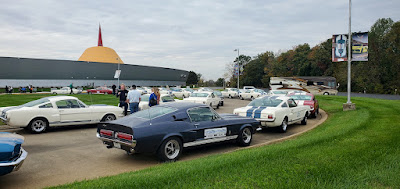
[97,102,259,161]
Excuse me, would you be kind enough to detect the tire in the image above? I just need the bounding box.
[101,114,116,122]
[216,104,220,109]
[28,118,48,134]
[301,113,308,125]
[182,95,186,98]
[221,101,224,106]
[157,137,182,162]
[240,96,244,100]
[323,92,329,95]
[53,92,57,95]
[229,94,232,99]
[278,118,288,133]
[251,96,255,101]
[237,127,253,146]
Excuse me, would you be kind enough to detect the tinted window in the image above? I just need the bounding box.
[248,97,282,107]
[133,107,176,119]
[39,103,53,108]
[188,107,218,122]
[162,96,175,102]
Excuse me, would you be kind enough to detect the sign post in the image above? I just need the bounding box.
[343,0,356,111]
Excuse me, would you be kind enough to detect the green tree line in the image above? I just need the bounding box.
[226,18,400,94]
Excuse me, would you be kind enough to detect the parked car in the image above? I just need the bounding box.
[213,91,224,106]
[171,88,192,98]
[243,86,256,90]
[139,94,178,110]
[97,103,259,161]
[239,90,262,100]
[87,87,113,94]
[251,89,267,96]
[197,87,213,92]
[135,87,148,95]
[0,96,123,133]
[287,92,319,118]
[268,90,288,96]
[233,96,309,133]
[221,88,239,98]
[158,88,172,95]
[51,87,82,94]
[0,132,28,176]
[182,91,220,109]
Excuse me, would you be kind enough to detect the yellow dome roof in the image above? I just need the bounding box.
[78,46,124,64]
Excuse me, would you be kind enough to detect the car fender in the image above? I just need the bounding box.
[239,123,255,134]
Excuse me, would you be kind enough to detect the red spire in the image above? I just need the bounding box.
[98,24,103,46]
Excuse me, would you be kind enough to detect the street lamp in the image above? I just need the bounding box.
[116,58,120,87]
[234,49,240,90]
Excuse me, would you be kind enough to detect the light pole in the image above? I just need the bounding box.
[234,49,240,89]
[343,0,356,111]
[117,58,120,87]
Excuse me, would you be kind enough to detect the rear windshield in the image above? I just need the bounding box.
[21,98,51,107]
[133,107,176,119]
[248,97,283,107]
[191,93,209,97]
[289,95,312,100]
[272,90,287,94]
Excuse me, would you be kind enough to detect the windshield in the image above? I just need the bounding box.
[21,98,51,107]
[191,93,209,97]
[162,95,175,102]
[248,97,283,107]
[214,91,222,96]
[133,106,176,119]
[289,95,312,100]
[185,88,194,92]
[272,90,287,94]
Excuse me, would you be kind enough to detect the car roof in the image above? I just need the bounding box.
[46,96,78,101]
[161,102,208,109]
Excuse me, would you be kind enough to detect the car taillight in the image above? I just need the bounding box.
[116,132,133,141]
[100,129,113,137]
[268,115,273,119]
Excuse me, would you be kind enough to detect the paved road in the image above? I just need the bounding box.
[0,99,327,189]
[337,92,400,100]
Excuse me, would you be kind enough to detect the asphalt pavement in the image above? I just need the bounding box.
[0,98,327,189]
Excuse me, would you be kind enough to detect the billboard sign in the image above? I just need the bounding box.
[234,64,239,76]
[352,32,368,61]
[332,34,348,62]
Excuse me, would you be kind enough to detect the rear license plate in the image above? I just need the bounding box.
[113,142,121,149]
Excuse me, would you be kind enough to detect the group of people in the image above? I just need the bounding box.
[116,84,161,116]
[4,85,34,93]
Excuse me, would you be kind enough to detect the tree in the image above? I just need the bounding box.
[215,78,224,87]
[186,71,198,86]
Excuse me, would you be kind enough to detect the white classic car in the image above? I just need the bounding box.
[51,87,82,94]
[139,94,178,110]
[233,96,309,132]
[221,88,239,98]
[182,91,221,109]
[197,87,213,92]
[239,89,262,100]
[171,88,192,98]
[158,87,172,95]
[0,96,123,133]
[268,90,288,96]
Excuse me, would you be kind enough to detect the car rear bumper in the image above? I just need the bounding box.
[0,148,28,175]
[256,119,280,127]
[97,133,137,153]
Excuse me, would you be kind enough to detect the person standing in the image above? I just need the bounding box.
[117,84,129,116]
[149,87,158,107]
[9,86,13,94]
[112,84,117,95]
[127,85,141,114]
[5,85,8,94]
[29,85,33,93]
[69,83,74,94]
[155,88,161,105]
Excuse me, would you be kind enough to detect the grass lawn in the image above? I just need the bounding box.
[44,95,400,188]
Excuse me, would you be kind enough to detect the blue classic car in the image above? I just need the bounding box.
[97,102,259,161]
[0,132,27,176]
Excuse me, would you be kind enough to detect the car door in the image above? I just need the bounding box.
[187,107,228,141]
[55,99,92,124]
[287,99,302,123]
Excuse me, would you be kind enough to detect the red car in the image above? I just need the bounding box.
[287,92,319,118]
[87,87,113,94]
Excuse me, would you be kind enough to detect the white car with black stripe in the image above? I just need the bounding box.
[182,91,221,109]
[0,96,123,133]
[233,96,309,132]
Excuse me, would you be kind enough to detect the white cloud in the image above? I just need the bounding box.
[0,0,399,80]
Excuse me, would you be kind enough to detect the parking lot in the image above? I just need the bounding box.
[0,98,327,189]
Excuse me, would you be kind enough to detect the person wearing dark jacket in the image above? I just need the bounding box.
[112,84,117,95]
[117,84,129,116]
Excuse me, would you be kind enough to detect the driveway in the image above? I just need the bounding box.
[0,98,327,189]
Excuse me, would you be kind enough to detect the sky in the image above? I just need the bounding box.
[0,0,399,80]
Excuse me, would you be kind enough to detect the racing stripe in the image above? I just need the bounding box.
[246,107,258,117]
[254,107,267,118]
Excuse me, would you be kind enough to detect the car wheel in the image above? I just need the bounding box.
[323,92,329,95]
[221,101,224,106]
[237,127,253,146]
[240,96,244,100]
[278,118,288,133]
[301,114,308,125]
[251,96,255,101]
[157,137,182,162]
[28,118,48,134]
[216,104,220,109]
[182,95,186,98]
[229,94,232,98]
[102,114,116,122]
[53,92,57,94]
